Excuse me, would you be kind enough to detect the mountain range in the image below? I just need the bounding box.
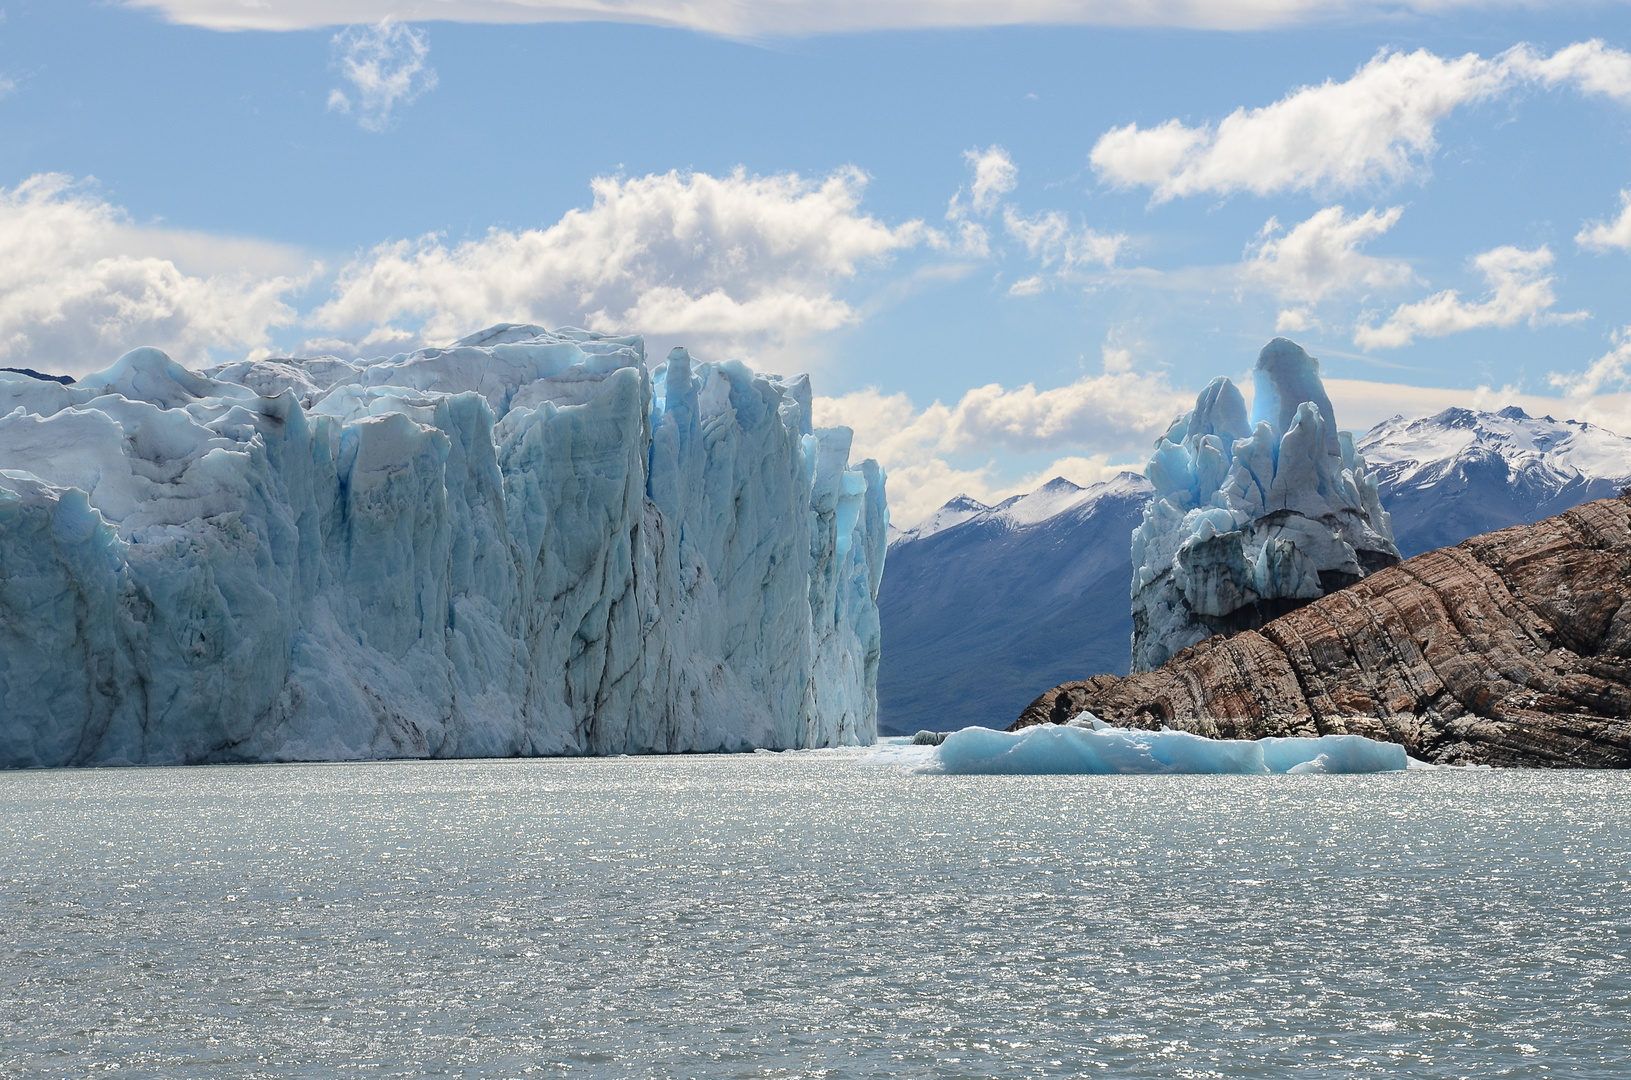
[878,406,1631,735]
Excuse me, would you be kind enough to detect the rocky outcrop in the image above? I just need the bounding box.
[1013,495,1631,767]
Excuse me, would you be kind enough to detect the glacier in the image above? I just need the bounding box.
[867,712,1408,775]
[0,325,887,767]
[1131,338,1399,672]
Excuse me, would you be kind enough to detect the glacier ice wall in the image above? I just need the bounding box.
[1130,338,1398,672]
[0,325,887,767]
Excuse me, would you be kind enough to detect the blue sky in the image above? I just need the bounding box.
[4,0,1631,521]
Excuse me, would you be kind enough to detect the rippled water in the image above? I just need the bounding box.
[2,749,1628,1078]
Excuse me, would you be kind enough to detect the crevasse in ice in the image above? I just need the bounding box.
[0,325,887,766]
[1130,338,1399,671]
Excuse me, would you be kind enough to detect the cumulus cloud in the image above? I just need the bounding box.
[311,167,926,360]
[1577,189,1631,253]
[1354,244,1585,349]
[1244,205,1412,328]
[327,19,437,131]
[814,344,1186,523]
[1090,41,1631,202]
[0,174,311,376]
[129,0,1562,35]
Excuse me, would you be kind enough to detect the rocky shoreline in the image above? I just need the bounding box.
[1013,495,1631,768]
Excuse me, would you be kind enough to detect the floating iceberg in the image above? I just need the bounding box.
[920,715,1407,775]
[1131,338,1399,671]
[0,325,887,767]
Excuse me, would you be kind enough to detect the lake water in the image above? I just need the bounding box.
[2,749,1628,1078]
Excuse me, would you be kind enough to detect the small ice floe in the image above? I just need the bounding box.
[875,712,1409,775]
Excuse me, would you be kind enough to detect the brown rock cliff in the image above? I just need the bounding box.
[1011,495,1631,767]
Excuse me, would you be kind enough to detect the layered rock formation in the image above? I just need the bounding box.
[1013,495,1631,768]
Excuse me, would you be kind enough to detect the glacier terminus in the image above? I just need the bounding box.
[0,325,887,767]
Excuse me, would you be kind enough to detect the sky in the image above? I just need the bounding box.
[4,1,1631,523]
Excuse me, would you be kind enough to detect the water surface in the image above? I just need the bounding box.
[2,751,1628,1078]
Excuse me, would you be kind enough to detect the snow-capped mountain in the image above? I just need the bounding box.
[1360,406,1631,557]
[877,472,1152,734]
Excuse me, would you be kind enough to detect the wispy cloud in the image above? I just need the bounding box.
[942,148,1126,294]
[965,146,1018,215]
[327,19,437,132]
[128,0,1603,35]
[1004,208,1125,273]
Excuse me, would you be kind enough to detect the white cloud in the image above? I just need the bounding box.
[1544,332,1631,436]
[1090,41,1631,202]
[1004,208,1126,273]
[814,343,1185,523]
[1244,205,1413,328]
[1507,39,1631,104]
[311,166,926,361]
[127,0,1582,35]
[1091,48,1506,202]
[965,146,1018,215]
[0,174,312,376]
[327,19,437,131]
[1354,244,1584,349]
[1549,327,1631,398]
[1276,307,1314,332]
[1577,189,1631,252]
[974,149,1126,295]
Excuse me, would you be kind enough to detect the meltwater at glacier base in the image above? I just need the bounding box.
[0,325,887,767]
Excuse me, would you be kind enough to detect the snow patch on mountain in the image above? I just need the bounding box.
[1359,405,1631,556]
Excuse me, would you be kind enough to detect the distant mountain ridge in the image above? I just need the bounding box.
[876,472,1152,735]
[878,406,1631,734]
[1360,406,1631,557]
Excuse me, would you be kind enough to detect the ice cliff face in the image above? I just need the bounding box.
[0,325,887,767]
[1131,338,1398,672]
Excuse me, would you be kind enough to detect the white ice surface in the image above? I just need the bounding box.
[0,326,888,766]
